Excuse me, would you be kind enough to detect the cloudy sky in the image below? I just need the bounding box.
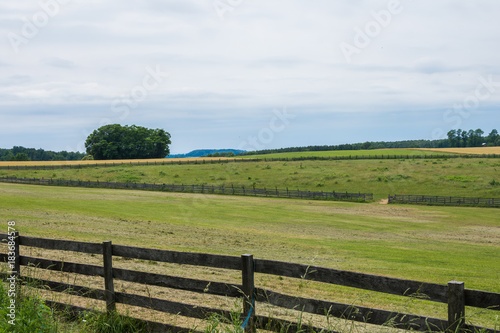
[1,1,499,154]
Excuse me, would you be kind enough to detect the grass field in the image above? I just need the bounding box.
[0,148,497,168]
[1,157,499,200]
[2,183,498,288]
[238,148,458,160]
[1,149,499,330]
[0,183,499,329]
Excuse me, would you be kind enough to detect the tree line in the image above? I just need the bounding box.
[1,124,172,162]
[447,128,499,147]
[0,147,86,161]
[2,126,497,161]
[240,139,450,156]
[242,128,499,156]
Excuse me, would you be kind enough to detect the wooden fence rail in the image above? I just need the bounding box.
[1,233,499,332]
[0,177,373,202]
[389,194,500,208]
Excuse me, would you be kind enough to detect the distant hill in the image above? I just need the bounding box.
[168,149,246,158]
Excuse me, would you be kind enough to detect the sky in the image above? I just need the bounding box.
[1,1,499,154]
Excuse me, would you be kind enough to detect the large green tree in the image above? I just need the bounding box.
[85,124,171,160]
[487,129,500,146]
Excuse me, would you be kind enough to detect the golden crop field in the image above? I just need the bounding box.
[410,147,500,155]
[0,157,232,167]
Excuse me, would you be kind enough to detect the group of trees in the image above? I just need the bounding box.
[447,129,499,147]
[0,147,86,161]
[241,139,451,156]
[242,129,499,157]
[85,124,171,160]
[1,125,171,161]
[3,125,498,161]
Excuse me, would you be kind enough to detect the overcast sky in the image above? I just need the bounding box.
[1,1,499,154]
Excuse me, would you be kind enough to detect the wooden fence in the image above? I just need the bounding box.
[0,154,499,170]
[256,154,500,162]
[1,233,499,332]
[0,177,373,202]
[388,195,500,208]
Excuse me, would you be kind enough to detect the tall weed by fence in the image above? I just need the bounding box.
[0,177,373,202]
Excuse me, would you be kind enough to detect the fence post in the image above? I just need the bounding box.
[103,241,116,313]
[241,254,255,333]
[11,231,21,280]
[447,281,465,333]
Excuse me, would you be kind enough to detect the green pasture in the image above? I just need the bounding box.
[0,183,499,328]
[1,157,499,200]
[237,149,455,159]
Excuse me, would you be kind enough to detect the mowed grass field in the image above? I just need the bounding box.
[238,147,500,159]
[1,149,499,329]
[1,156,500,200]
[237,148,458,160]
[0,183,499,328]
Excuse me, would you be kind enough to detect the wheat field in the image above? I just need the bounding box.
[411,147,500,155]
[0,157,232,167]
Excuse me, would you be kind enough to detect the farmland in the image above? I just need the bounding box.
[237,148,458,160]
[237,147,500,160]
[411,147,500,155]
[1,155,499,201]
[1,148,499,330]
[0,182,499,329]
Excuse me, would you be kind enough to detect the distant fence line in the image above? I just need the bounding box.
[247,153,500,162]
[389,194,500,208]
[0,177,373,202]
[0,153,499,170]
[1,233,499,332]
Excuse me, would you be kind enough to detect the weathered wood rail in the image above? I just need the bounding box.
[1,233,499,332]
[389,194,500,208]
[0,177,373,202]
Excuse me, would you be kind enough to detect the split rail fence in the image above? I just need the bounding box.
[389,195,500,208]
[0,177,373,202]
[1,233,499,332]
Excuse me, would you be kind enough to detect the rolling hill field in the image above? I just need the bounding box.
[1,154,499,200]
[0,182,498,329]
[237,148,459,160]
[1,148,499,330]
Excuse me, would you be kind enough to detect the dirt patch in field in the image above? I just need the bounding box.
[299,201,447,222]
